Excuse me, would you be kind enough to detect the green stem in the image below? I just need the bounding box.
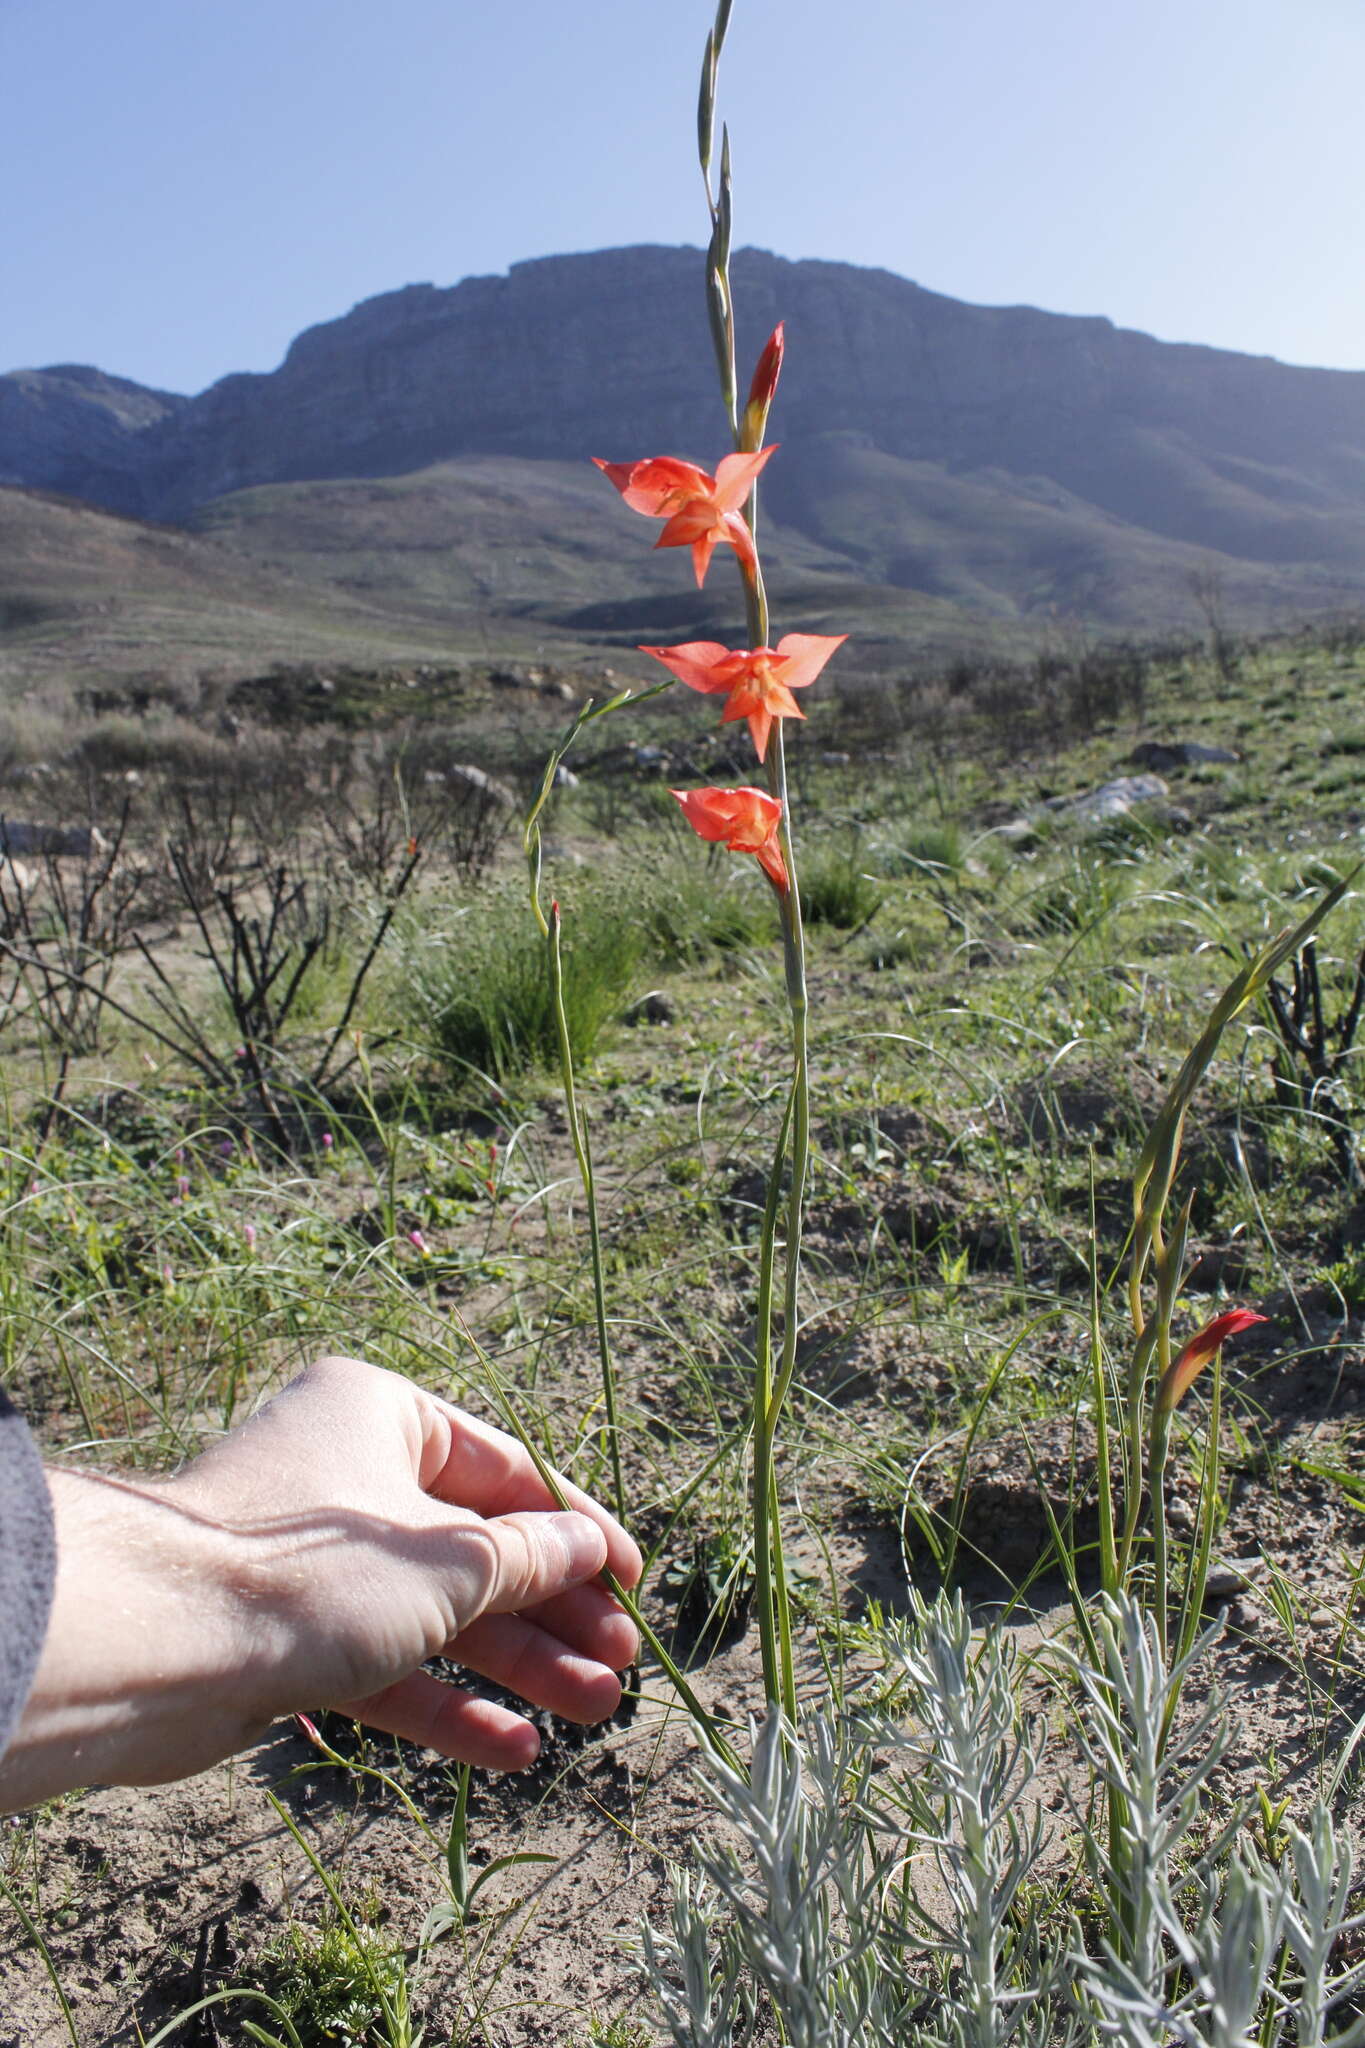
[768,1457,796,1720]
[547,905,625,1522]
[1089,1204,1118,1601]
[751,1084,795,1710]
[1149,1408,1172,1666]
[1116,1317,1160,1586]
[699,0,807,1730]
[447,1301,740,1772]
[1166,1349,1222,1756]
[737,551,808,1723]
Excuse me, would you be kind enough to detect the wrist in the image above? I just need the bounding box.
[0,1468,271,1811]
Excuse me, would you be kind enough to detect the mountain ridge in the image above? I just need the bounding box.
[4,244,1365,650]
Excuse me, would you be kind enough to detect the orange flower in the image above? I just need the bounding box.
[641,632,848,763]
[741,323,785,450]
[592,446,776,587]
[671,785,788,891]
[1154,1308,1267,1414]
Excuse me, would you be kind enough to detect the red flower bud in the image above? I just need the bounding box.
[1155,1308,1267,1413]
[741,323,785,450]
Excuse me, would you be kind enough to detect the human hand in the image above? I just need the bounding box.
[0,1357,641,1810]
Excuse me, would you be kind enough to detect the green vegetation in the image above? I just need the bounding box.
[3,620,1365,2040]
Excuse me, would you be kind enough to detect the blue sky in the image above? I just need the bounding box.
[5,0,1363,394]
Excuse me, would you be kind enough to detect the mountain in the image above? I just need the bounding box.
[0,365,185,512]
[5,245,1365,661]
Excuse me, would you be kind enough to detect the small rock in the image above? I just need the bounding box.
[1204,1557,1260,1600]
[1046,773,1169,822]
[993,817,1042,848]
[1130,740,1238,770]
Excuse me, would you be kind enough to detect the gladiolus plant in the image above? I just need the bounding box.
[520,3,846,1729]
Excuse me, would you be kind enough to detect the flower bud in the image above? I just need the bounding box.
[740,322,784,450]
[1155,1308,1266,1413]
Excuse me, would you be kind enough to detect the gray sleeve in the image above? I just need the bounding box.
[0,1386,55,1760]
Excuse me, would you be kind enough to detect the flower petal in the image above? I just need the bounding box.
[594,455,715,516]
[670,785,788,893]
[717,508,757,575]
[689,532,719,587]
[774,632,849,693]
[712,445,778,513]
[639,643,739,695]
[754,833,789,892]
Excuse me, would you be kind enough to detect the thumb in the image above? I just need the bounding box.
[469,1509,608,1621]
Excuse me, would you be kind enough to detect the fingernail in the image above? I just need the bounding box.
[549,1512,606,1579]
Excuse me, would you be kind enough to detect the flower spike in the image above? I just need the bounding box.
[672,785,788,891]
[593,446,776,587]
[1155,1308,1267,1414]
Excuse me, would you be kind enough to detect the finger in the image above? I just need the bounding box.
[452,1612,625,1724]
[423,1400,643,1588]
[336,1671,542,1773]
[465,1509,608,1621]
[516,1581,639,1672]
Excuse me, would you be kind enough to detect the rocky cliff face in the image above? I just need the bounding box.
[7,244,1365,589]
[0,365,185,515]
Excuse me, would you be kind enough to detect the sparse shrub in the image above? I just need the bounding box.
[799,842,881,928]
[320,727,514,890]
[1017,850,1135,936]
[407,889,644,1084]
[871,819,966,878]
[633,851,773,961]
[72,713,234,782]
[1317,613,1365,658]
[1190,560,1241,682]
[0,805,148,1098]
[0,702,73,775]
[256,1914,411,2045]
[1263,932,1365,1185]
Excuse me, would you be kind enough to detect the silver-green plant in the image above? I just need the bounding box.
[642,1709,920,2048]
[1064,1598,1365,2048]
[1058,1595,1236,1999]
[875,1589,1067,2048]
[1274,1804,1365,2048]
[1082,1852,1288,2048]
[642,1589,1365,2048]
[640,1591,1075,2048]
[1080,1812,1365,2048]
